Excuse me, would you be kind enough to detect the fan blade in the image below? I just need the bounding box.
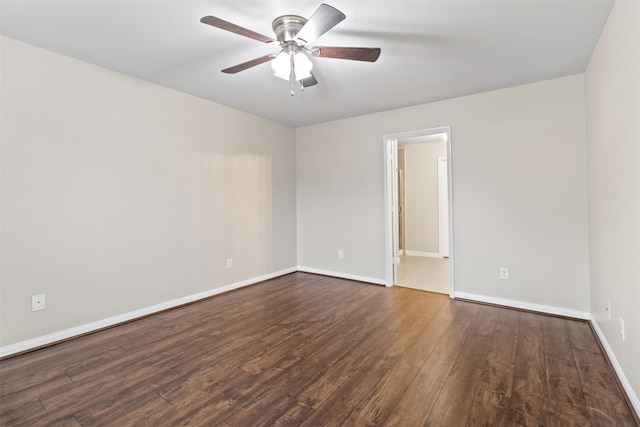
[313,46,381,62]
[201,16,277,44]
[296,4,346,44]
[301,73,318,88]
[222,54,273,74]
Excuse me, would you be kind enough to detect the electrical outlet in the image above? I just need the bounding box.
[338,250,344,259]
[226,258,233,268]
[32,294,45,311]
[619,317,625,341]
[606,301,611,320]
[499,267,509,280]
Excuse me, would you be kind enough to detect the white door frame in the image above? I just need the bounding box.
[389,138,400,285]
[383,126,455,298]
[438,156,450,258]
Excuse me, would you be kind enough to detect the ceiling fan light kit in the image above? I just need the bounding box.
[271,44,313,82]
[200,3,381,95]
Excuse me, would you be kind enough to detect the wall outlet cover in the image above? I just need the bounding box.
[31,294,46,311]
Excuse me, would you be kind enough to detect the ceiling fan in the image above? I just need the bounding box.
[200,3,381,94]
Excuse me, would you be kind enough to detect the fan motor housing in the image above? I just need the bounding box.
[272,15,307,42]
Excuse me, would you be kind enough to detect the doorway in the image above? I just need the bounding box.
[384,127,454,297]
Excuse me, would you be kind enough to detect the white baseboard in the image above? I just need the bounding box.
[590,319,640,417]
[405,251,442,258]
[0,267,297,358]
[296,266,387,286]
[453,291,591,320]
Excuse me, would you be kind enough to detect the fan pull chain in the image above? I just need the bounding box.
[290,55,295,96]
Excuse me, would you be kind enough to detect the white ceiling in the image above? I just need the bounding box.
[0,0,613,128]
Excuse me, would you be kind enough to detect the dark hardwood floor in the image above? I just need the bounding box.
[1,272,637,426]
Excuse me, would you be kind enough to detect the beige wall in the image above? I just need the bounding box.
[0,36,297,346]
[297,74,590,313]
[585,0,640,408]
[403,141,447,255]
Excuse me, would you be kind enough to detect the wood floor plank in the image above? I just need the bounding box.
[226,298,397,425]
[426,334,493,426]
[146,367,260,425]
[161,281,390,425]
[565,319,602,353]
[249,288,424,407]
[505,311,550,425]
[294,323,397,409]
[298,297,464,427]
[371,301,482,427]
[572,347,637,426]
[9,413,82,427]
[1,272,636,426]
[0,333,132,388]
[62,346,127,382]
[425,304,497,426]
[545,355,591,426]
[542,315,593,426]
[156,362,243,406]
[76,388,173,426]
[1,373,73,409]
[340,304,455,426]
[0,397,45,425]
[466,308,520,426]
[542,314,574,361]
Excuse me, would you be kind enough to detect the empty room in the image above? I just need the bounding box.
[1,0,638,425]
